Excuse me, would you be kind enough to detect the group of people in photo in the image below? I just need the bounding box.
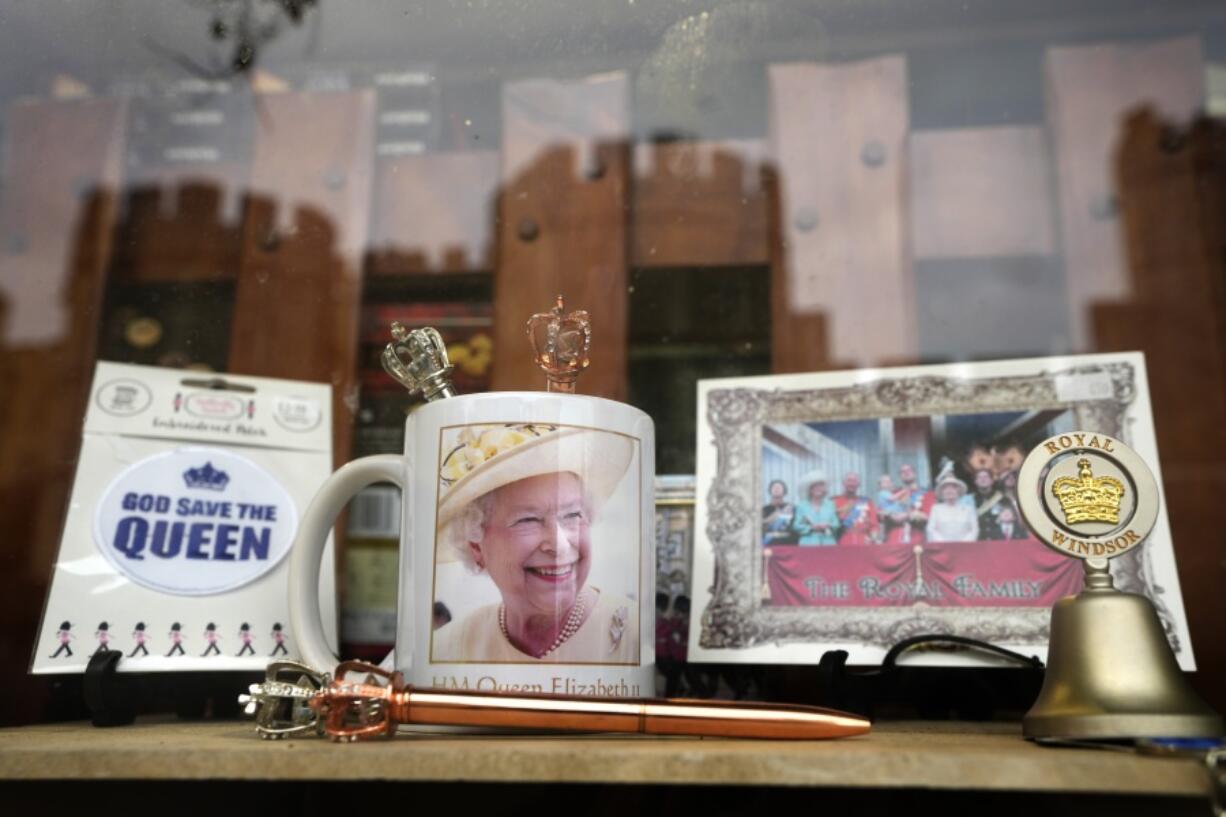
[762,455,1031,547]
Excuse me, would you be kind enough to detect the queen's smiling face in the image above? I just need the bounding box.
[469,472,592,619]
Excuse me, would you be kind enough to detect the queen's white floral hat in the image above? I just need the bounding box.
[435,424,635,561]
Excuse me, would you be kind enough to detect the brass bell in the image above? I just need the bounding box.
[1023,567,1223,739]
[1018,431,1223,740]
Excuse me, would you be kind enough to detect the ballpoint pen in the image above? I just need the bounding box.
[240,660,872,741]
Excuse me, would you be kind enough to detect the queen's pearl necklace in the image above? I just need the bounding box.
[500,587,593,658]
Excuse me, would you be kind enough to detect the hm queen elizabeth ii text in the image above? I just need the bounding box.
[431,674,643,697]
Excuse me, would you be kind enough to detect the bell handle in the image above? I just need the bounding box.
[1082,557,1115,590]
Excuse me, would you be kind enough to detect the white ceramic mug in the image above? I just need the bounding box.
[289,391,655,697]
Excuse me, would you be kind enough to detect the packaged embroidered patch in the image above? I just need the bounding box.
[32,361,337,673]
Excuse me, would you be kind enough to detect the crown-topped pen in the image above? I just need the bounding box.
[381,322,457,402]
[239,660,872,742]
[526,294,591,393]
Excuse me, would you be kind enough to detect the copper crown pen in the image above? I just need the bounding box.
[241,660,871,741]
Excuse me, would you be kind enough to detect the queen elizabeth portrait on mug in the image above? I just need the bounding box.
[430,423,641,664]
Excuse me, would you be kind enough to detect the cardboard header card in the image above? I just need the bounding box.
[85,361,332,452]
[32,362,338,674]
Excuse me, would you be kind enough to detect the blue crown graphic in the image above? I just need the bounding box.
[183,462,230,491]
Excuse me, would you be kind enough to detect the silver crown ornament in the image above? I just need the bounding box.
[237,660,330,739]
[381,322,457,402]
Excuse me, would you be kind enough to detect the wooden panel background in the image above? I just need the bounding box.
[367,150,499,276]
[632,140,769,269]
[493,73,630,400]
[1092,110,1226,711]
[1045,36,1204,350]
[0,99,125,725]
[111,175,247,285]
[767,57,913,374]
[228,90,376,465]
[111,88,254,284]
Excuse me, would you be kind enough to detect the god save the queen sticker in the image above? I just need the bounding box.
[94,447,299,595]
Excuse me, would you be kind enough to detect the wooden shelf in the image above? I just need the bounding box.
[0,718,1208,796]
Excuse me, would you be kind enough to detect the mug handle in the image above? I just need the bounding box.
[289,454,404,671]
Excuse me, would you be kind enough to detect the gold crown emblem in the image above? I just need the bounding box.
[1051,458,1126,525]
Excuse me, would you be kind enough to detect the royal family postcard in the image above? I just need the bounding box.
[689,353,1195,668]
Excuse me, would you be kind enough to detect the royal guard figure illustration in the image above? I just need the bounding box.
[201,622,222,656]
[166,622,186,657]
[833,473,880,545]
[93,622,112,656]
[49,621,74,658]
[129,622,150,657]
[236,622,255,656]
[269,622,288,657]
